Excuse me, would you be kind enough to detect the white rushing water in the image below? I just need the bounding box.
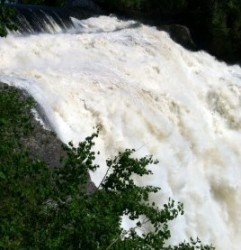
[1,15,241,249]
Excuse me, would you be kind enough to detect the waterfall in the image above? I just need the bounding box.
[7,3,104,34]
[0,14,241,250]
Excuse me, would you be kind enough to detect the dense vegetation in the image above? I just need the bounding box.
[0,86,215,249]
[0,0,17,36]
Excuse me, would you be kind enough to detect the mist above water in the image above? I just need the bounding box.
[1,15,241,249]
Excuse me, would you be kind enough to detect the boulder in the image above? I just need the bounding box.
[158,24,197,51]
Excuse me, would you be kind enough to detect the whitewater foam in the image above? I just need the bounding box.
[0,15,241,249]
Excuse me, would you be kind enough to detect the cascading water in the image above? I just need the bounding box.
[7,3,103,34]
[0,14,241,250]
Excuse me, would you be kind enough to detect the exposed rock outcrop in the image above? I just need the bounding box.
[158,24,197,51]
[0,82,97,193]
[0,82,65,168]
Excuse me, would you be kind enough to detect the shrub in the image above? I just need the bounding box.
[0,87,214,249]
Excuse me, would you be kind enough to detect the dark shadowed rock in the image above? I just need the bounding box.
[86,180,98,194]
[0,82,96,191]
[158,24,197,51]
[0,82,65,168]
[21,117,66,169]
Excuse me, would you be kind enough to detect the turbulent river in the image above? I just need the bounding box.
[0,15,241,249]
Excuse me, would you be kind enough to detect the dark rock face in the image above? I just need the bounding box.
[21,114,66,169]
[86,180,97,194]
[0,82,65,168]
[158,24,197,51]
[0,82,96,190]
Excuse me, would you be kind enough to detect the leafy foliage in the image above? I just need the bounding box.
[0,0,17,36]
[0,86,215,249]
[187,0,241,63]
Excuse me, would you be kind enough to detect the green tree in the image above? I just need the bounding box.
[0,87,215,249]
[0,0,17,36]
